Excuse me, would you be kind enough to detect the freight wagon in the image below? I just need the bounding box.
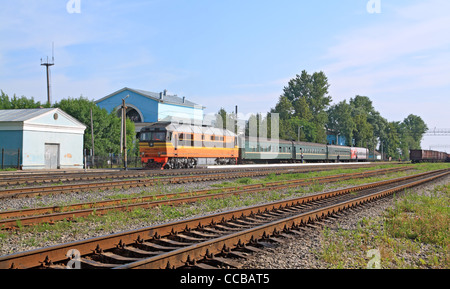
[410,149,448,163]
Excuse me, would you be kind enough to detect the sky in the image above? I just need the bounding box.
[0,0,449,150]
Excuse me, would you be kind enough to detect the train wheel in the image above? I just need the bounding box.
[188,158,196,168]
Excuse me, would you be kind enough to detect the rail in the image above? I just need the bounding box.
[0,168,446,269]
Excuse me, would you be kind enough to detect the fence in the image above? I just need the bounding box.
[1,148,21,170]
[1,149,142,170]
[84,154,143,169]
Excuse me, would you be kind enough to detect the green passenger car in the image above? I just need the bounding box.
[240,137,294,162]
[240,137,353,163]
[294,142,327,162]
[327,145,351,161]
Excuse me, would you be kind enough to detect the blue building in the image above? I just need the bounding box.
[0,108,86,170]
[95,87,205,134]
[326,129,351,146]
[326,134,348,146]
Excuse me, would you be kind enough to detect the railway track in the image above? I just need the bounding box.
[0,164,408,199]
[0,163,401,187]
[0,168,447,269]
[0,166,409,229]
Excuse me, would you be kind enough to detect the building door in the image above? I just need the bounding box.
[45,144,60,169]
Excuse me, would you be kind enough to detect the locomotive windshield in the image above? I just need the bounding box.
[140,131,166,141]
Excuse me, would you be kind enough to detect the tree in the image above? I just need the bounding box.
[381,122,401,160]
[400,114,428,150]
[353,114,374,148]
[293,96,313,122]
[349,95,386,148]
[327,100,355,146]
[272,96,294,120]
[282,71,332,116]
[0,90,50,109]
[215,107,237,133]
[53,97,136,156]
[272,70,332,143]
[327,96,382,149]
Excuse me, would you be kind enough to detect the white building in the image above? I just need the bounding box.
[0,108,86,170]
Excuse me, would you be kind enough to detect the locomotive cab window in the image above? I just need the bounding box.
[140,131,167,142]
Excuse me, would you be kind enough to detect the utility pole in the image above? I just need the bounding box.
[41,43,55,105]
[90,108,95,168]
[122,95,129,170]
[235,105,238,134]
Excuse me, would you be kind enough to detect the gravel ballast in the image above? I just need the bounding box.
[241,175,450,269]
[0,172,448,269]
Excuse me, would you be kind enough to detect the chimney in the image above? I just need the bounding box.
[163,89,167,96]
[160,92,163,100]
[182,96,186,103]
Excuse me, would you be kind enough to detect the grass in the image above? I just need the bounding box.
[385,186,449,247]
[1,162,448,258]
[210,164,410,189]
[318,182,450,269]
[0,168,17,171]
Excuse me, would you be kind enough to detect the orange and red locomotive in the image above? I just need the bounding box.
[139,122,238,169]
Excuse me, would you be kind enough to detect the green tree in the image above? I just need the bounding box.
[400,114,428,150]
[272,96,294,120]
[327,100,355,146]
[353,114,374,148]
[349,95,384,148]
[389,114,428,160]
[53,97,136,156]
[273,70,332,143]
[293,96,313,122]
[215,107,238,133]
[0,90,50,109]
[381,122,401,160]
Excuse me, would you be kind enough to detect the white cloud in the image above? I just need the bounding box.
[0,1,161,103]
[322,1,450,117]
[324,0,450,72]
[231,78,290,89]
[200,90,280,117]
[320,0,450,152]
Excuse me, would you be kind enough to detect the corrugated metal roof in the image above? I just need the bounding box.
[144,122,236,136]
[0,108,86,129]
[0,108,55,122]
[95,87,204,109]
[131,88,200,107]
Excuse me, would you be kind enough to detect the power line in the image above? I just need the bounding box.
[428,145,450,151]
[424,128,450,136]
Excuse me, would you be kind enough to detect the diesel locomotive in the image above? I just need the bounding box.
[139,122,238,169]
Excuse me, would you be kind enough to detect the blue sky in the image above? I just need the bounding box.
[0,0,449,150]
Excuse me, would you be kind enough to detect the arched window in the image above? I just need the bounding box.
[126,108,142,123]
[116,106,143,123]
